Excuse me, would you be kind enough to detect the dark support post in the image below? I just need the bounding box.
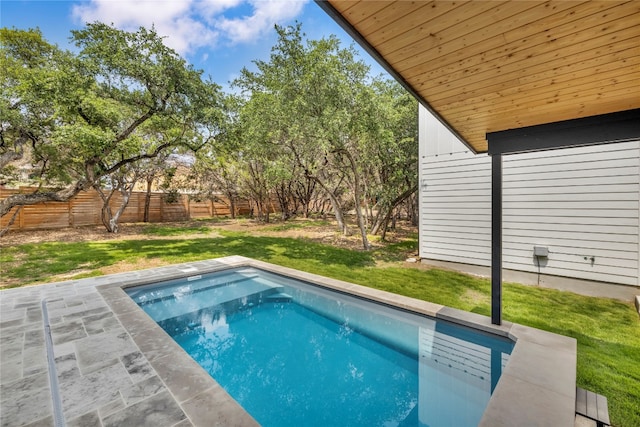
[491,153,502,325]
[486,109,640,326]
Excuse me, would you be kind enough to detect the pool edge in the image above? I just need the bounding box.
[97,256,577,427]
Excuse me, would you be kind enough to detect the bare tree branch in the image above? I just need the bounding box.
[0,206,22,237]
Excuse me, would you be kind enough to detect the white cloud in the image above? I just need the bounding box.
[216,0,306,44]
[73,0,191,28]
[196,0,244,18]
[72,0,218,54]
[71,0,307,55]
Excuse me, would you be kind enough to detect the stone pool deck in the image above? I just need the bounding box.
[1,256,577,427]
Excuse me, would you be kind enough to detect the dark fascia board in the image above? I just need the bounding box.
[487,109,640,156]
[314,0,478,154]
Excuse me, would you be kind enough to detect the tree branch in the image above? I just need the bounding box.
[101,142,172,176]
[0,206,22,237]
[0,179,90,217]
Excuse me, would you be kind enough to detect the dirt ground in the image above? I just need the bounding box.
[0,217,418,252]
[1,218,422,287]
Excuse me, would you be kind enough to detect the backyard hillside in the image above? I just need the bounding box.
[1,218,639,427]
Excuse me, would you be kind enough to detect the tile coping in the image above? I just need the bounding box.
[2,256,577,426]
[97,256,578,427]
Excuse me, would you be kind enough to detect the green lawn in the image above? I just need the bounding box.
[2,225,638,426]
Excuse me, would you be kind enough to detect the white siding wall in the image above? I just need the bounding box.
[419,105,640,286]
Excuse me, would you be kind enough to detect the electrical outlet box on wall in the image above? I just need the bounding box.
[534,246,549,257]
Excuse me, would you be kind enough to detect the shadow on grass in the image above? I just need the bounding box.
[259,220,332,232]
[142,224,212,236]
[1,242,121,285]
[372,239,418,262]
[2,232,376,285]
[116,233,376,269]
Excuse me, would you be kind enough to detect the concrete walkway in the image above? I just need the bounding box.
[0,258,253,427]
[0,276,183,427]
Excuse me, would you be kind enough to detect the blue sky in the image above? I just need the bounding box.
[1,0,387,90]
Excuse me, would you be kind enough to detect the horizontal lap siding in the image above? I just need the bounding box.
[502,141,639,285]
[420,151,492,267]
[420,105,493,268]
[419,106,640,286]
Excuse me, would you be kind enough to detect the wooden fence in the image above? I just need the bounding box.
[0,187,251,231]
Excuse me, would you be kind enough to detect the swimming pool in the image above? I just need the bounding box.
[126,266,514,427]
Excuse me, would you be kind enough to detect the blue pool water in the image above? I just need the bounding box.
[126,267,513,427]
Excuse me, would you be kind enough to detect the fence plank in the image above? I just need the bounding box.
[0,187,248,231]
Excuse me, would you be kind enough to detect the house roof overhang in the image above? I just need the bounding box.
[316,0,640,154]
[317,1,640,329]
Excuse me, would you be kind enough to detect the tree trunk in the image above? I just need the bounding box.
[94,177,136,233]
[381,209,401,241]
[108,187,133,233]
[304,173,347,234]
[354,197,370,250]
[372,184,418,236]
[0,206,22,237]
[143,177,153,222]
[96,188,116,232]
[229,195,236,219]
[303,200,310,219]
[411,192,418,226]
[370,207,384,235]
[338,149,370,250]
[379,207,393,241]
[267,198,282,221]
[328,192,348,235]
[276,184,289,221]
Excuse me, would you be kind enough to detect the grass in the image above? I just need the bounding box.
[142,224,213,236]
[259,219,332,232]
[2,225,639,426]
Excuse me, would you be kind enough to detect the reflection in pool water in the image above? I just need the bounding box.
[127,267,513,427]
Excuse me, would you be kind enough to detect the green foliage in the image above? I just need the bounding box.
[193,22,418,230]
[1,28,77,186]
[364,81,418,208]
[0,24,223,217]
[161,189,179,204]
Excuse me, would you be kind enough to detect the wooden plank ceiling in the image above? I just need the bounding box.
[324,0,640,153]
